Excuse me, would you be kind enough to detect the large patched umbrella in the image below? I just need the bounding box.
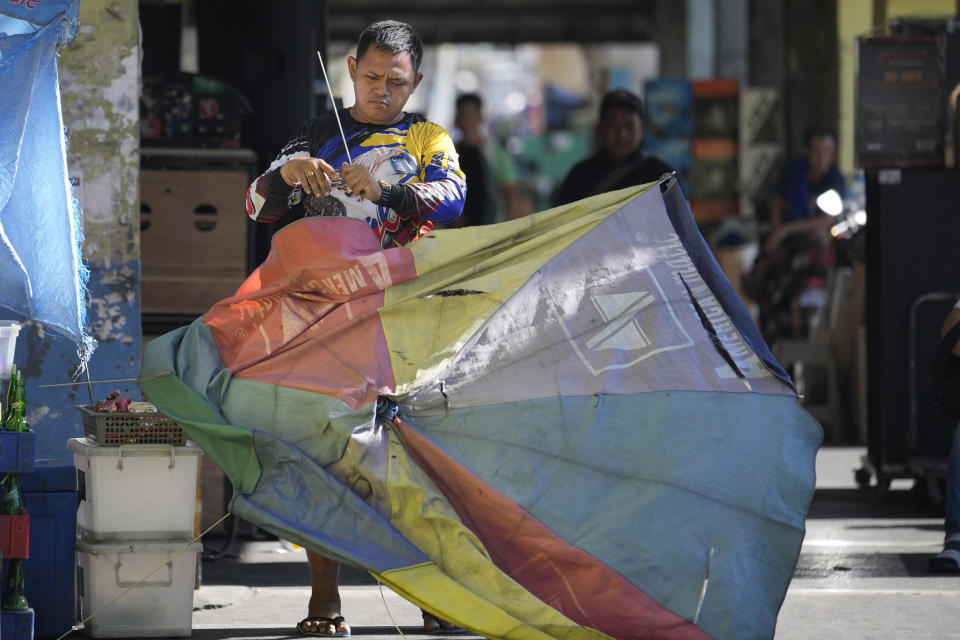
[141,179,821,640]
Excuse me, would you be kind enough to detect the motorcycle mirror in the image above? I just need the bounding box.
[815,189,844,216]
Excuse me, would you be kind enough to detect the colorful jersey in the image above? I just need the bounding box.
[246,109,466,247]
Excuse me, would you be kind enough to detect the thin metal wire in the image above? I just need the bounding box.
[38,377,139,388]
[376,577,408,639]
[83,366,94,404]
[317,50,352,163]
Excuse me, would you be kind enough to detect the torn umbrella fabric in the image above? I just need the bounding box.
[141,181,821,640]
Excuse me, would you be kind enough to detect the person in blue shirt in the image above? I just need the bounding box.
[764,127,846,254]
[747,127,847,341]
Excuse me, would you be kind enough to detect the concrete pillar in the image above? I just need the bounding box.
[687,0,717,79]
[837,0,875,175]
[886,0,957,16]
[654,1,687,79]
[718,0,749,83]
[784,0,840,158]
[749,0,787,88]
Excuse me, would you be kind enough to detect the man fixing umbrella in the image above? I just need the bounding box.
[245,19,467,637]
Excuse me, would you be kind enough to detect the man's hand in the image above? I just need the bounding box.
[764,215,834,254]
[279,157,338,197]
[340,162,382,202]
[763,227,787,255]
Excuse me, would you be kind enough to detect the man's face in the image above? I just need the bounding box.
[599,106,643,163]
[348,46,422,126]
[806,135,836,178]
[455,101,482,134]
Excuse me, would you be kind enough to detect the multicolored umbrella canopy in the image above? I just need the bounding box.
[140,179,821,640]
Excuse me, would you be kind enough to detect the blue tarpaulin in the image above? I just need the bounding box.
[0,0,89,352]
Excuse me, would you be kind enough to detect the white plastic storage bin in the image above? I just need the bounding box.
[76,538,201,637]
[0,320,21,379]
[68,437,202,540]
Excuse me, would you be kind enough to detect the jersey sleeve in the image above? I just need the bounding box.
[388,121,466,224]
[245,122,314,223]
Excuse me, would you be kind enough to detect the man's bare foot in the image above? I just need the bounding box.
[299,593,349,636]
[297,611,350,637]
[422,611,465,635]
[302,552,349,635]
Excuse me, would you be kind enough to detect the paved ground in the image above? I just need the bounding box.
[76,446,960,639]
[775,447,959,639]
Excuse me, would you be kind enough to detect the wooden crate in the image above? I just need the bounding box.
[140,169,249,314]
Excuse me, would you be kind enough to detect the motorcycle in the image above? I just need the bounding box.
[742,185,866,344]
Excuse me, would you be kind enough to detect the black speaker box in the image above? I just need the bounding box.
[865,168,960,475]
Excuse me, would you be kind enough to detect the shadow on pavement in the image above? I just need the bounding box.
[793,552,939,578]
[201,555,378,587]
[807,488,944,519]
[191,631,297,640]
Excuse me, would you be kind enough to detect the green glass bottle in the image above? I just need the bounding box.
[0,474,28,610]
[16,368,26,433]
[2,560,28,611]
[2,561,28,610]
[1,475,23,516]
[2,367,13,429]
[2,367,21,432]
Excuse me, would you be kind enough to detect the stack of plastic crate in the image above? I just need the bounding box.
[69,405,202,637]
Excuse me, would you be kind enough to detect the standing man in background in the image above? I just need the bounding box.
[245,19,466,636]
[450,93,497,227]
[553,88,673,206]
[450,92,533,226]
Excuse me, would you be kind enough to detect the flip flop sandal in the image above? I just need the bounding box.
[427,625,467,636]
[297,615,351,637]
[423,613,467,635]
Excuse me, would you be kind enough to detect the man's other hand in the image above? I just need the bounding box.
[340,162,382,202]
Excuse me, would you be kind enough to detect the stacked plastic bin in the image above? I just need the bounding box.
[69,406,202,638]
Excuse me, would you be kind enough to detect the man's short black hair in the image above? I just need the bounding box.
[599,89,645,123]
[803,126,837,147]
[456,93,483,111]
[356,20,423,73]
